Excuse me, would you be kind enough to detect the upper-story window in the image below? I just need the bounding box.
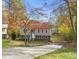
[2,28,5,32]
[42,29,43,33]
[23,28,27,33]
[38,29,40,33]
[46,29,47,33]
[32,30,35,33]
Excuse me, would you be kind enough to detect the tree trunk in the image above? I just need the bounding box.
[66,0,75,43]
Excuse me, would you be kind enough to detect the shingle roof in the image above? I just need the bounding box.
[21,20,49,31]
[28,20,49,30]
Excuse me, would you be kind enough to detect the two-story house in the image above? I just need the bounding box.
[20,20,56,40]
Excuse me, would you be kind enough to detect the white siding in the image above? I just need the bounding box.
[20,27,31,35]
[2,24,8,34]
[50,28,56,34]
[2,24,8,28]
[34,29,51,36]
[20,27,53,36]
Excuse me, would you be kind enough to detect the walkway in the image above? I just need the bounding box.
[3,45,62,59]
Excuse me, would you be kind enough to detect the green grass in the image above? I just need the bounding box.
[33,48,77,59]
[2,39,13,48]
[2,39,48,47]
[2,39,24,48]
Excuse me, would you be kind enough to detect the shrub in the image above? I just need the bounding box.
[62,31,76,43]
[11,32,16,40]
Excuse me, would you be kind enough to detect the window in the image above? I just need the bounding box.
[2,28,5,32]
[23,28,27,33]
[38,29,40,33]
[46,29,47,33]
[33,30,35,33]
[42,29,43,33]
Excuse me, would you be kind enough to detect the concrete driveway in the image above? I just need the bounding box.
[2,45,62,59]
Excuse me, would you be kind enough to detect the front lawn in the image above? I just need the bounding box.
[2,39,25,48]
[33,47,77,59]
[2,39,49,48]
[2,39,13,48]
